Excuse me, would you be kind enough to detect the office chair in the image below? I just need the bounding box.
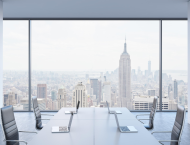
[136,96,158,130]
[152,105,186,145]
[32,96,54,130]
[0,105,37,145]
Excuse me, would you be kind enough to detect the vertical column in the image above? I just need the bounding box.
[188,2,190,124]
[159,20,162,111]
[29,20,31,111]
[0,1,3,108]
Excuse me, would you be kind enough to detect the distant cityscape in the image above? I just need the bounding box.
[3,39,188,111]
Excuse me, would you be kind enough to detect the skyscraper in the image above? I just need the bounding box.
[131,69,136,82]
[51,90,57,101]
[148,89,155,96]
[102,81,111,104]
[174,80,178,102]
[154,70,159,82]
[119,38,131,109]
[86,81,91,95]
[148,60,151,75]
[168,84,173,99]
[57,86,67,109]
[85,74,89,81]
[37,84,47,98]
[5,92,17,106]
[98,77,102,103]
[90,78,100,102]
[72,82,87,107]
[4,94,8,106]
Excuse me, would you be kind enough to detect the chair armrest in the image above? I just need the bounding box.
[137,118,152,124]
[151,131,172,134]
[136,114,149,119]
[158,140,180,145]
[41,114,54,116]
[4,140,27,145]
[19,131,37,134]
[35,118,50,120]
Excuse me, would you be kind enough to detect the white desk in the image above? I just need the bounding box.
[28,108,159,145]
[52,108,136,120]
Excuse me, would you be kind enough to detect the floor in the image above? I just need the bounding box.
[0,112,189,145]
[132,112,190,145]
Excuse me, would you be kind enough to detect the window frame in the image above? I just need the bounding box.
[3,18,187,112]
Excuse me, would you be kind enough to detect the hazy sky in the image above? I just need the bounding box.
[3,20,187,72]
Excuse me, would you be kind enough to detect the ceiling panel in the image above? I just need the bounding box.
[2,0,188,19]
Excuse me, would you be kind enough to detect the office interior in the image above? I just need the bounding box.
[0,0,190,145]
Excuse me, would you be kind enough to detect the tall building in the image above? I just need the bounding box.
[138,67,141,75]
[131,69,136,82]
[119,38,132,109]
[168,84,173,99]
[20,98,29,110]
[133,96,172,110]
[98,80,102,103]
[154,70,159,82]
[72,82,87,107]
[52,100,58,110]
[57,87,67,109]
[145,70,149,78]
[36,98,46,110]
[148,89,155,96]
[90,79,100,102]
[131,69,135,75]
[4,94,8,106]
[85,74,89,81]
[51,90,57,101]
[102,81,111,104]
[148,60,151,75]
[37,84,47,98]
[86,81,91,95]
[100,72,104,82]
[5,92,17,106]
[174,80,178,102]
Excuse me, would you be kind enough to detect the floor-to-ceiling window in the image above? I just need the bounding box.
[162,20,188,110]
[2,20,187,111]
[31,20,159,110]
[3,20,29,110]
[125,21,159,110]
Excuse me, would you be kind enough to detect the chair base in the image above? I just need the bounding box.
[144,124,153,130]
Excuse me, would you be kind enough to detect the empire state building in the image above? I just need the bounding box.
[119,38,132,109]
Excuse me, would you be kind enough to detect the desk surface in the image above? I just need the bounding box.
[28,120,94,145]
[94,119,160,145]
[52,107,137,120]
[28,108,159,145]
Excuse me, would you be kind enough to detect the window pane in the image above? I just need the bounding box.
[31,20,159,110]
[162,20,187,110]
[126,21,159,110]
[3,20,28,111]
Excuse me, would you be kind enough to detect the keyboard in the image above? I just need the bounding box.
[59,126,68,132]
[120,127,130,131]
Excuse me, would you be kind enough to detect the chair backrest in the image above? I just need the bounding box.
[0,106,19,145]
[32,96,43,130]
[170,105,185,145]
[149,96,158,129]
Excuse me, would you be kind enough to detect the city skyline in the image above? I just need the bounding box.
[3,37,188,111]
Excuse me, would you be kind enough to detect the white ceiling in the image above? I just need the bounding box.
[2,0,189,19]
